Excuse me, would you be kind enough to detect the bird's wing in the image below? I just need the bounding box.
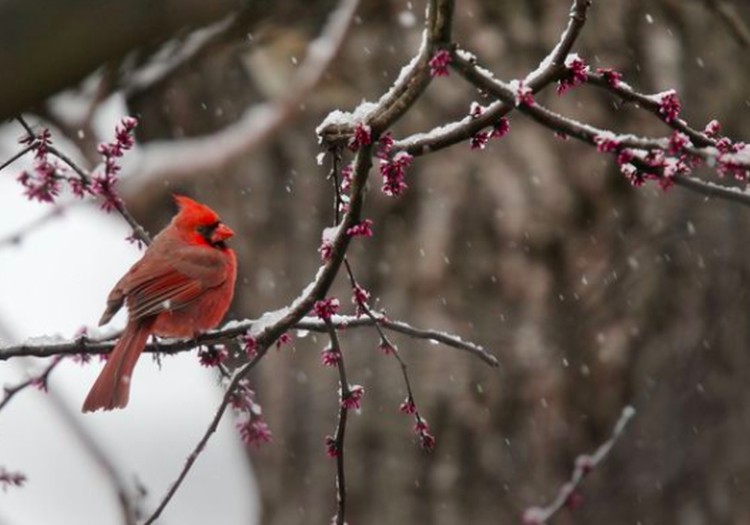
[126,268,205,321]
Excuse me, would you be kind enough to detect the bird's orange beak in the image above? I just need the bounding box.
[211,223,234,243]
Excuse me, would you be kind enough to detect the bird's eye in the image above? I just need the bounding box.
[196,222,220,240]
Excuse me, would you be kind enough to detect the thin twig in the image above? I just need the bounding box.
[522,406,637,525]
[0,356,62,412]
[0,143,34,172]
[14,116,152,245]
[324,318,350,525]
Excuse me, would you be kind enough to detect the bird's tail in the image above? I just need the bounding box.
[82,321,152,412]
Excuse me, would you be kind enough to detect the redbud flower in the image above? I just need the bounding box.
[321,347,341,367]
[429,49,451,77]
[399,397,416,414]
[198,345,228,367]
[378,340,396,355]
[491,117,510,139]
[314,297,340,320]
[340,384,364,410]
[377,132,394,160]
[668,131,689,154]
[237,416,272,447]
[242,333,258,358]
[704,119,721,138]
[380,151,412,197]
[512,81,535,107]
[324,435,339,457]
[596,67,622,88]
[657,91,681,122]
[276,332,293,349]
[348,122,372,151]
[470,131,490,150]
[557,56,588,95]
[594,134,620,153]
[346,219,374,237]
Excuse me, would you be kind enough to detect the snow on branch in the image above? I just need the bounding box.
[0,314,496,366]
[393,0,592,156]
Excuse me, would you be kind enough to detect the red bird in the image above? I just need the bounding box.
[82,195,237,412]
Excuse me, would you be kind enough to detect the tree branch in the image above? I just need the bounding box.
[523,406,637,525]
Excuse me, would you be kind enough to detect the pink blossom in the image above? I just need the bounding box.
[314,297,340,320]
[429,49,452,77]
[242,333,258,358]
[378,340,396,355]
[319,239,334,262]
[346,219,374,237]
[380,151,412,197]
[704,119,721,138]
[377,132,394,160]
[324,435,339,457]
[399,397,416,414]
[348,122,372,151]
[557,57,588,95]
[514,81,535,107]
[616,149,634,166]
[469,102,485,118]
[91,116,139,211]
[17,128,65,203]
[491,117,510,139]
[596,67,622,88]
[470,131,490,150]
[276,332,293,350]
[340,384,364,410]
[414,418,436,450]
[667,131,689,154]
[594,135,619,153]
[658,91,681,122]
[352,284,370,307]
[340,163,353,192]
[237,416,272,447]
[198,345,228,367]
[321,347,341,367]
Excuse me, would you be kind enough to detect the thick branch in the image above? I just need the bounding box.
[0,0,244,120]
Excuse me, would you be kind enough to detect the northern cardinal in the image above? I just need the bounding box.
[82,195,237,412]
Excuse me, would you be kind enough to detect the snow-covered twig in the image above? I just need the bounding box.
[393,0,592,156]
[0,313,495,366]
[450,52,750,208]
[522,406,637,525]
